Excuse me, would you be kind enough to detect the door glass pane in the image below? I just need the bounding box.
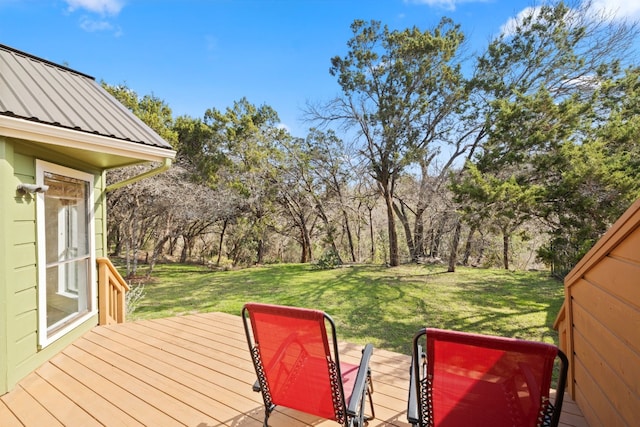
[43,172,91,333]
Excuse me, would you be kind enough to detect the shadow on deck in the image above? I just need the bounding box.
[0,312,588,426]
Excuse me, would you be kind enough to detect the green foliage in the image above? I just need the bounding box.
[173,115,220,180]
[456,2,640,274]
[101,7,640,277]
[328,18,469,266]
[129,263,564,353]
[101,82,178,147]
[313,248,343,270]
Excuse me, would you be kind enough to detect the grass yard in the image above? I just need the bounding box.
[128,263,565,355]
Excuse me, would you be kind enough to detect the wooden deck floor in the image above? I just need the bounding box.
[1,312,588,426]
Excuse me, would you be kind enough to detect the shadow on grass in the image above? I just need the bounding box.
[130,263,565,355]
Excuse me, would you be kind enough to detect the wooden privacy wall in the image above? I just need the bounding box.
[555,199,640,427]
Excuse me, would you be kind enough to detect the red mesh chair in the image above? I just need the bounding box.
[408,328,568,427]
[242,302,375,426]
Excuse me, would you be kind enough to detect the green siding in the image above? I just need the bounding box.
[10,265,36,294]
[10,309,36,346]
[9,243,36,271]
[11,220,36,246]
[0,137,13,394]
[1,138,106,394]
[94,171,107,257]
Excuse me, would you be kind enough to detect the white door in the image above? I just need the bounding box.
[37,160,95,347]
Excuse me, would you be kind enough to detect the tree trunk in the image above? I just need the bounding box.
[447,220,462,272]
[131,201,139,275]
[111,228,123,256]
[462,226,475,266]
[299,221,312,263]
[413,207,426,261]
[180,236,189,263]
[232,241,242,266]
[146,234,170,278]
[475,230,486,266]
[125,239,131,277]
[342,208,357,263]
[503,230,509,270]
[316,204,341,264]
[430,215,446,259]
[383,189,399,266]
[305,230,313,262]
[216,219,228,266]
[168,237,177,256]
[393,200,416,262]
[368,206,375,262]
[256,238,265,264]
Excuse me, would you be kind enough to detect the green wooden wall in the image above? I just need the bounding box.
[0,136,12,394]
[1,137,107,394]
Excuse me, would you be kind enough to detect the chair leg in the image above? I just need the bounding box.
[365,375,375,421]
[263,404,274,427]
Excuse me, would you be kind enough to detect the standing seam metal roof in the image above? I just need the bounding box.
[0,43,173,150]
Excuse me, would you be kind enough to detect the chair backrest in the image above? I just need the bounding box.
[243,302,345,422]
[413,328,566,427]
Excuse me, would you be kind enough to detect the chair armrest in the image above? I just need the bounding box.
[407,344,422,425]
[346,343,374,416]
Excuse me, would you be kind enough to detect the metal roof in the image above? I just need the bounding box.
[0,43,173,151]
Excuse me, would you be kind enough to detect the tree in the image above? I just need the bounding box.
[312,18,468,266]
[102,82,179,273]
[538,65,640,273]
[173,115,220,180]
[460,1,639,274]
[274,136,318,263]
[102,82,178,146]
[202,98,287,265]
[303,129,358,262]
[452,163,543,269]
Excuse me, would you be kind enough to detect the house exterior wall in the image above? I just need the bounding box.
[1,136,12,394]
[557,198,640,427]
[0,137,107,395]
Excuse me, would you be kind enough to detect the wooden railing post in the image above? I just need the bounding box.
[96,257,130,325]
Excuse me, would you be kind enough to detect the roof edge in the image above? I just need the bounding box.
[0,114,176,163]
[0,43,95,80]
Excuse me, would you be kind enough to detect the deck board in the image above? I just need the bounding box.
[1,312,588,426]
[0,401,24,427]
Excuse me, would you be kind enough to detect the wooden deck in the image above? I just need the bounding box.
[1,312,588,426]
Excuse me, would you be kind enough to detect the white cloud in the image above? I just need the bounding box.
[79,16,122,36]
[65,1,124,35]
[404,0,489,12]
[277,123,291,133]
[64,0,124,16]
[590,0,640,21]
[79,17,112,31]
[500,6,540,36]
[501,0,640,35]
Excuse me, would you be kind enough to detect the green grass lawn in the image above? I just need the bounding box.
[128,263,565,355]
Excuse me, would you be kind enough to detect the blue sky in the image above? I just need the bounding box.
[1,0,639,137]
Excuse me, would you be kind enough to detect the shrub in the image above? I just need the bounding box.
[126,283,146,316]
[313,248,343,270]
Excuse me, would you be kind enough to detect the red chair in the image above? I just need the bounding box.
[408,328,568,427]
[242,302,375,426]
